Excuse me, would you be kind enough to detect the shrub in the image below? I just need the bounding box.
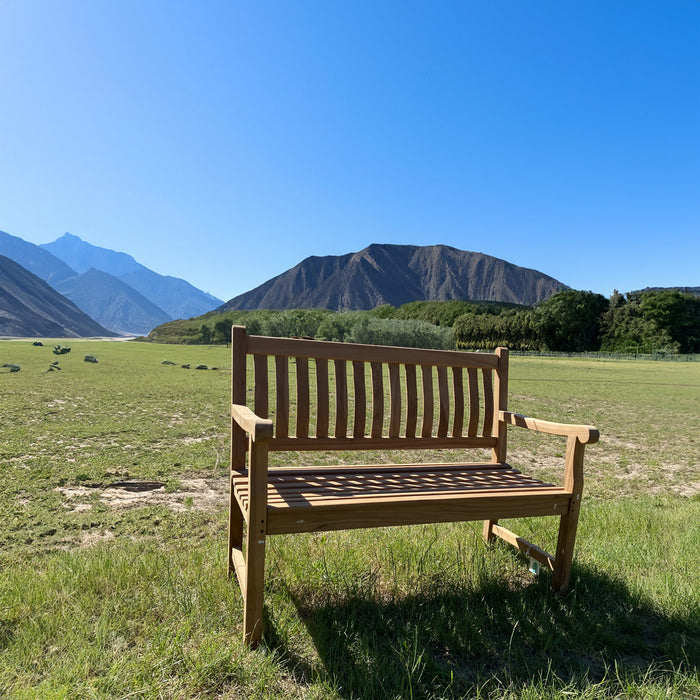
[347,317,454,349]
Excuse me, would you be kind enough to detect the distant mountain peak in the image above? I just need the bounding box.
[42,233,142,276]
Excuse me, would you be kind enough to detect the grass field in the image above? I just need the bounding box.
[1,340,698,699]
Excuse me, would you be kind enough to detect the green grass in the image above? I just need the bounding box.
[0,340,698,698]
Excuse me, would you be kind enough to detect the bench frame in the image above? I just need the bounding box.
[227,326,599,647]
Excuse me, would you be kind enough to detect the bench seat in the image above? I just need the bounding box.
[232,463,570,534]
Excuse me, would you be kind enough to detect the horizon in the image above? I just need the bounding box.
[1,2,698,301]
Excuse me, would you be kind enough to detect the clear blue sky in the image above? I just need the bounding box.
[1,1,698,302]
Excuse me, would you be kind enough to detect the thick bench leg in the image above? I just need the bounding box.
[242,439,269,648]
[551,508,580,591]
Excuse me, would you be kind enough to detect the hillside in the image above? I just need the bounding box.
[54,268,171,336]
[0,255,116,337]
[220,244,566,311]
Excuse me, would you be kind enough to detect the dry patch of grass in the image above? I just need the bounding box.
[55,477,227,514]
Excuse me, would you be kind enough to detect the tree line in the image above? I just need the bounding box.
[149,289,699,355]
[454,289,699,353]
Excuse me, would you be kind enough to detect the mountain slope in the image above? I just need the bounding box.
[42,233,223,319]
[221,244,567,311]
[0,230,77,285]
[54,269,171,335]
[119,267,223,320]
[0,255,116,337]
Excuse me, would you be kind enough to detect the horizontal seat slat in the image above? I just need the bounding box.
[263,493,571,535]
[243,487,567,509]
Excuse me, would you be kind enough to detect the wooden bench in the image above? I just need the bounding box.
[227,326,599,647]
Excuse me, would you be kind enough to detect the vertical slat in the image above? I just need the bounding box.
[388,363,401,438]
[254,354,268,418]
[404,364,418,438]
[275,355,289,438]
[370,362,384,438]
[482,368,493,438]
[452,367,464,437]
[352,361,366,437]
[492,347,509,463]
[437,365,449,437]
[315,358,329,438]
[296,357,310,438]
[334,359,348,437]
[467,367,479,437]
[421,365,434,438]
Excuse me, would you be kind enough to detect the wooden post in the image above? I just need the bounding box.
[229,326,247,578]
[491,347,509,463]
[485,347,508,540]
[243,437,269,647]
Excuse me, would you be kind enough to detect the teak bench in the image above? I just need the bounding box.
[228,326,599,647]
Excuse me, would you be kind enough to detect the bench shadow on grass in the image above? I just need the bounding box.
[266,563,698,699]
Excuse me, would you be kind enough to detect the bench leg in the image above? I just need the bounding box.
[228,476,244,579]
[551,508,580,592]
[483,518,498,542]
[243,523,266,647]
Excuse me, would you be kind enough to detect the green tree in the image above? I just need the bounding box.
[601,290,700,353]
[213,319,232,344]
[533,290,608,351]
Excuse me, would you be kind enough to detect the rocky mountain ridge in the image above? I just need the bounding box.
[221,244,567,311]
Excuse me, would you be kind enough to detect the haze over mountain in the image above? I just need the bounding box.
[0,230,76,286]
[220,244,567,312]
[42,233,222,320]
[0,255,116,338]
[0,230,222,334]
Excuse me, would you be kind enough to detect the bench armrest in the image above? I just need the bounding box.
[231,404,274,442]
[500,411,599,444]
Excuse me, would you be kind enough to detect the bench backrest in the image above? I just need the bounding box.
[231,326,509,466]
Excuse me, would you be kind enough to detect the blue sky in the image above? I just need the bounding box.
[1,1,698,302]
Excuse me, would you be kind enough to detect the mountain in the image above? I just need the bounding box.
[220,244,567,311]
[42,232,143,276]
[0,230,76,285]
[54,268,172,336]
[119,267,222,320]
[42,233,222,319]
[0,255,116,338]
